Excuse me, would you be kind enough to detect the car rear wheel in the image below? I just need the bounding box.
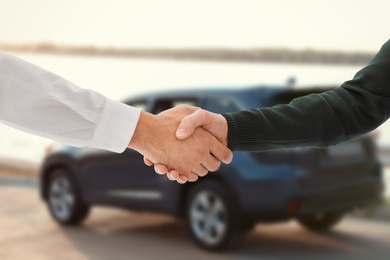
[297,212,344,232]
[185,180,243,251]
[47,169,90,225]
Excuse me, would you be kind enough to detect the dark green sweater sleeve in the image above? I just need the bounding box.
[223,39,390,152]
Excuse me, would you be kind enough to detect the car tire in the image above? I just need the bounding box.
[297,212,344,232]
[47,168,90,225]
[185,180,243,251]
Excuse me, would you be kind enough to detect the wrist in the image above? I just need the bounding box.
[128,111,172,165]
[215,114,229,147]
[128,111,154,153]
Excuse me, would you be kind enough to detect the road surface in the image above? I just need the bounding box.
[0,182,390,260]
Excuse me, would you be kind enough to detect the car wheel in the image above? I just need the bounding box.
[47,169,90,225]
[185,180,243,251]
[297,212,344,232]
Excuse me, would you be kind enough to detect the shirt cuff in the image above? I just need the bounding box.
[93,98,141,153]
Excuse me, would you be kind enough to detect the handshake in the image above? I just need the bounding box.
[127,105,233,184]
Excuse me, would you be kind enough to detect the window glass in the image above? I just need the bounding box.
[204,96,240,114]
[152,99,197,114]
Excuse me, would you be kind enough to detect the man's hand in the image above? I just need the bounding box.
[143,107,230,183]
[176,108,229,145]
[129,105,232,182]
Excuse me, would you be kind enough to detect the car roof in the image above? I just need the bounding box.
[122,84,335,104]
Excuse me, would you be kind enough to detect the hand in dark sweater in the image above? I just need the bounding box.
[223,39,390,152]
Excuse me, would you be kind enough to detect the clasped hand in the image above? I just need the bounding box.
[128,105,231,184]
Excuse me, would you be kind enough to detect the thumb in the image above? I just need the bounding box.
[176,109,210,140]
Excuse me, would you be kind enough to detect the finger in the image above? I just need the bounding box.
[167,170,187,183]
[143,157,154,166]
[177,175,188,184]
[210,140,233,164]
[176,109,211,140]
[201,155,221,173]
[167,170,179,181]
[167,173,175,181]
[185,172,199,182]
[154,164,168,175]
[192,164,208,179]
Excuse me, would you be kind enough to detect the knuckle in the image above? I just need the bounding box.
[195,150,205,161]
[177,104,187,110]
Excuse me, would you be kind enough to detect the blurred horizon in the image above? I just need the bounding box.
[0,42,376,66]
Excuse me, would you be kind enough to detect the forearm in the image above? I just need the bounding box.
[223,92,346,151]
[0,51,140,152]
[224,39,390,152]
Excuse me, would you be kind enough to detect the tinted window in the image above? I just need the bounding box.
[204,96,240,114]
[152,99,198,114]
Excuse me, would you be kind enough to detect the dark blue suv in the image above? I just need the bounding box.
[40,86,383,250]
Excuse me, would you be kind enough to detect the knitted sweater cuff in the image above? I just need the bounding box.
[222,111,258,151]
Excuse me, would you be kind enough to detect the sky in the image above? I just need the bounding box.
[0,0,389,51]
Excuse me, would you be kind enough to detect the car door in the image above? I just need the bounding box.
[79,99,163,209]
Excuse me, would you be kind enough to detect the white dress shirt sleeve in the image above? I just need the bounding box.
[0,51,141,153]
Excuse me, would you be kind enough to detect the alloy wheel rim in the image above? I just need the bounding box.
[190,190,227,246]
[49,176,75,221]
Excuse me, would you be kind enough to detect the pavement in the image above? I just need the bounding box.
[1,178,390,260]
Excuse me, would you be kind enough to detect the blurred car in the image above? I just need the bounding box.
[39,86,384,251]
